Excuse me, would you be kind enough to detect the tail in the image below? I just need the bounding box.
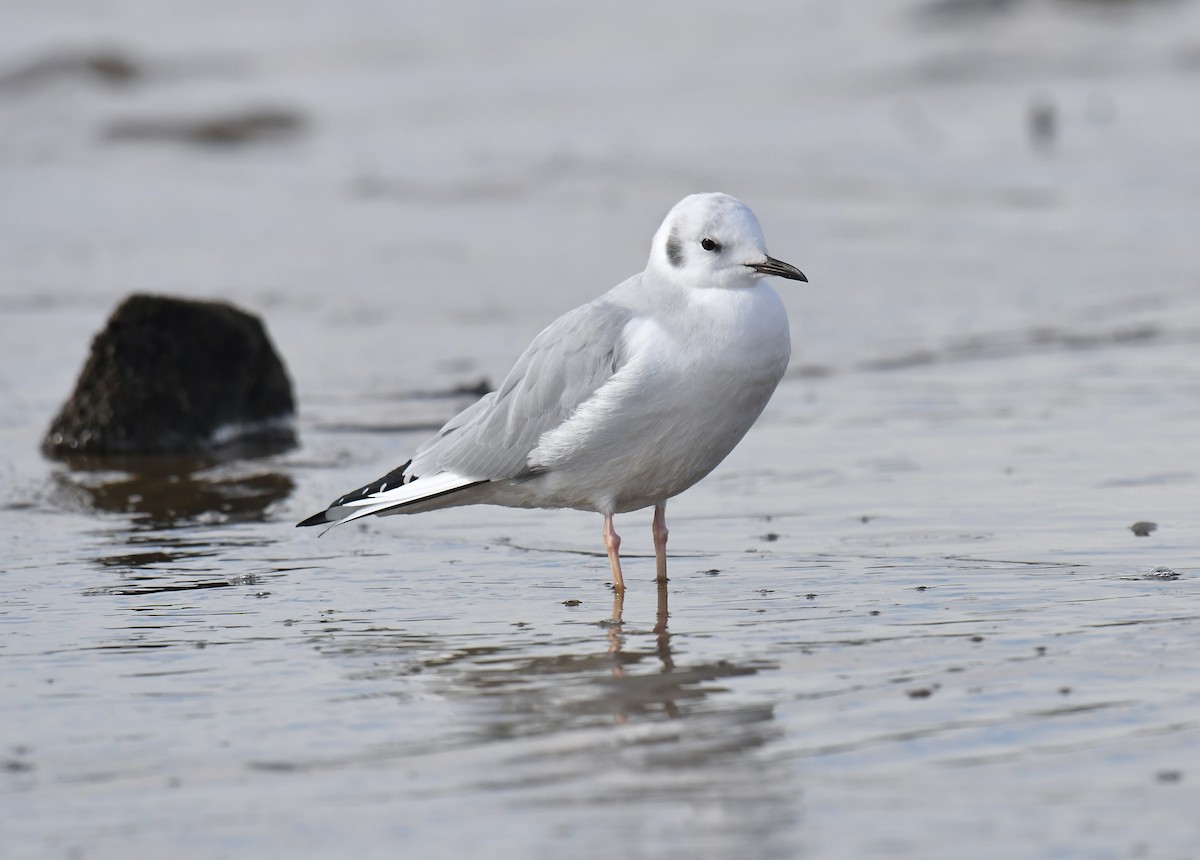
[297,460,487,533]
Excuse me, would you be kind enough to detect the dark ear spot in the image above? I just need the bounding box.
[665,230,683,267]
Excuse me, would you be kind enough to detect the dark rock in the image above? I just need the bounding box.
[1130,521,1157,536]
[102,108,305,147]
[43,294,296,457]
[0,48,141,92]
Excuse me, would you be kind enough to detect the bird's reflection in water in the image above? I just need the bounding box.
[312,578,793,847]
[318,575,773,737]
[607,580,680,722]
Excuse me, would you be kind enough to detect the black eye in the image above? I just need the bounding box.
[700,238,721,252]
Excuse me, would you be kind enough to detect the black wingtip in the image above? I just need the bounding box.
[296,510,329,528]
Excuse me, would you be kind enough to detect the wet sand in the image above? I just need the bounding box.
[3,1,1200,858]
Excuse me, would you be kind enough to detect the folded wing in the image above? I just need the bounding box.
[297,294,635,531]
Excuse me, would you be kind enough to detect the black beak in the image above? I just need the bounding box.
[747,256,808,282]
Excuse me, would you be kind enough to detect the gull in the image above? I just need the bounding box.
[298,193,807,591]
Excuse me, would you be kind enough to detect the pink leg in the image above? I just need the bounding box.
[652,502,669,584]
[604,511,625,592]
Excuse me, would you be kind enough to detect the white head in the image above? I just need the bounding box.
[648,192,807,288]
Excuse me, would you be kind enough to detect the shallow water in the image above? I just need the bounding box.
[4,1,1200,858]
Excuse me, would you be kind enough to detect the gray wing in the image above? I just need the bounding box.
[408,298,635,480]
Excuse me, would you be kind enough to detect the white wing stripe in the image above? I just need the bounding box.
[339,471,476,509]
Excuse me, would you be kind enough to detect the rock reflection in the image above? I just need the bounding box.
[82,526,284,596]
[50,453,293,529]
